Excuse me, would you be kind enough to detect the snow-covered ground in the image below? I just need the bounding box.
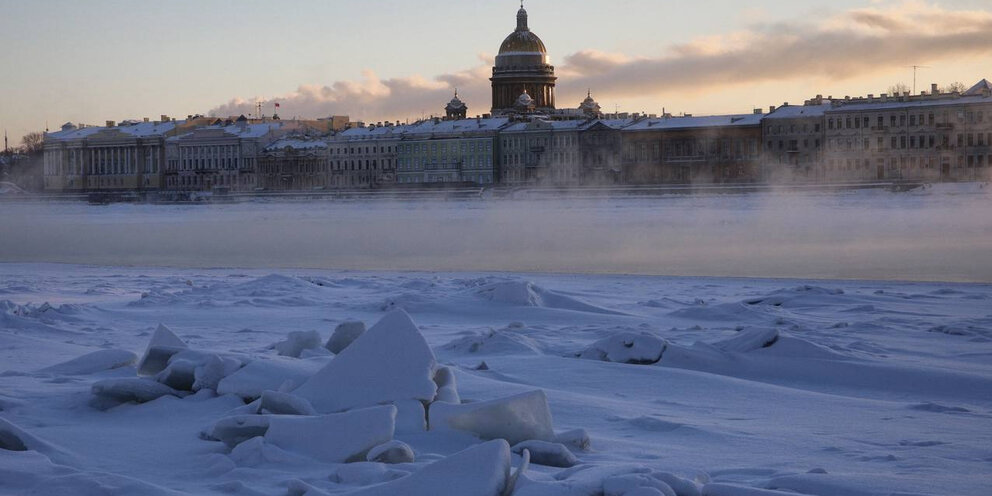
[2,186,991,495]
[1,264,990,495]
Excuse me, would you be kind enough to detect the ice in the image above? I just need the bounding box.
[3,257,992,495]
[0,418,76,465]
[476,280,626,314]
[604,474,676,496]
[429,390,556,445]
[136,324,188,376]
[347,439,511,496]
[432,366,461,404]
[192,353,242,391]
[91,377,181,404]
[331,462,407,485]
[325,320,366,354]
[579,332,667,364]
[711,327,780,353]
[259,390,317,415]
[700,484,798,496]
[271,330,322,358]
[38,349,137,375]
[154,358,197,390]
[366,439,415,464]
[652,473,701,496]
[263,405,396,463]
[294,310,437,413]
[216,356,327,400]
[227,436,309,467]
[210,415,271,448]
[554,428,591,451]
[511,440,577,467]
[441,328,543,356]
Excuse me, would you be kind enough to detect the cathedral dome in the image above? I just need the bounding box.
[496,6,548,62]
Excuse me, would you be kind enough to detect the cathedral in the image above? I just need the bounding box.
[490,4,557,114]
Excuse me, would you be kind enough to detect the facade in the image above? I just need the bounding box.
[500,119,583,185]
[762,101,829,182]
[396,118,507,185]
[258,137,330,191]
[43,120,177,192]
[622,114,764,184]
[164,122,294,192]
[822,85,992,183]
[491,5,556,113]
[327,124,402,189]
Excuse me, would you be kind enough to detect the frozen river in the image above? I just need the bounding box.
[2,184,991,282]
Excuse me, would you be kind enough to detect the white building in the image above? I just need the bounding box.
[43,120,177,192]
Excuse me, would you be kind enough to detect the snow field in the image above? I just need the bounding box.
[0,264,991,495]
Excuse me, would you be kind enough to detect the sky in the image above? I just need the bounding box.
[1,0,990,143]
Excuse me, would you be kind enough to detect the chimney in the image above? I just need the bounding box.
[868,94,874,99]
[769,105,776,113]
[161,115,169,122]
[106,120,116,127]
[143,117,150,123]
[931,83,939,95]
[753,108,763,115]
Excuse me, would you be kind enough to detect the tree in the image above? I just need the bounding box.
[887,83,910,96]
[941,82,967,94]
[20,132,44,155]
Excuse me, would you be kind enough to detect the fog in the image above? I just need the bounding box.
[2,187,991,283]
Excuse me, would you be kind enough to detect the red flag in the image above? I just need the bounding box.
[274,102,280,108]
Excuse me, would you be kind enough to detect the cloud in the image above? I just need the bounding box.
[208,2,992,122]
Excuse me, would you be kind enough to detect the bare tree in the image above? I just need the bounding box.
[20,132,44,155]
[887,83,910,95]
[941,82,967,94]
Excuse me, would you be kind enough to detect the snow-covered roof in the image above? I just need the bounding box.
[825,94,991,113]
[963,79,992,96]
[264,137,328,151]
[623,113,762,131]
[168,122,284,142]
[46,120,183,142]
[764,104,832,120]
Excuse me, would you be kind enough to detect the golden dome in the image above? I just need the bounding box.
[498,6,547,54]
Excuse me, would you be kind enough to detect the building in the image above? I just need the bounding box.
[762,100,829,182]
[327,124,403,189]
[43,119,178,192]
[822,81,992,182]
[397,118,508,185]
[164,122,295,192]
[491,4,556,113]
[258,137,330,191]
[499,119,584,185]
[622,113,764,184]
[445,92,468,121]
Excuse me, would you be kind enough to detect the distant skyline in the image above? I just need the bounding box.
[2,0,991,142]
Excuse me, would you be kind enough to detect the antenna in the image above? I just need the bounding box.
[909,65,930,94]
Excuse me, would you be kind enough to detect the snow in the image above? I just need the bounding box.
[263,405,397,463]
[136,324,188,376]
[91,378,182,405]
[511,439,578,467]
[366,440,416,464]
[325,320,366,354]
[347,439,512,496]
[259,390,317,415]
[38,349,137,375]
[429,389,556,445]
[579,332,667,364]
[215,356,326,400]
[270,330,322,357]
[293,310,438,413]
